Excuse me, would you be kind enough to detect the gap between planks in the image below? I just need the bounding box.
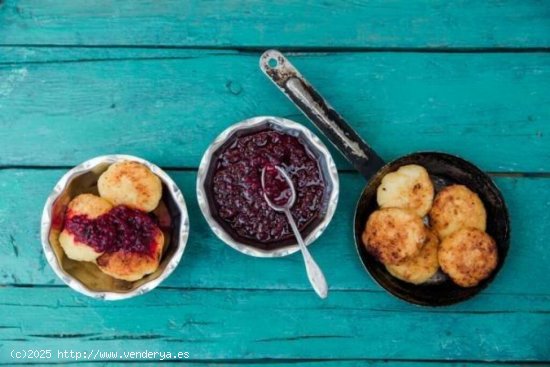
[0,166,549,177]
[1,44,550,54]
[1,46,548,67]
[1,46,549,67]
[2,284,550,303]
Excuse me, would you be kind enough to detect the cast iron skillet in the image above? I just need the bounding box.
[260,50,510,306]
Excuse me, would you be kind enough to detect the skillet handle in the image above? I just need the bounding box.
[260,49,385,179]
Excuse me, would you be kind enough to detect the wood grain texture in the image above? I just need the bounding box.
[17,364,543,367]
[1,169,549,298]
[0,287,549,364]
[1,0,549,364]
[0,0,549,48]
[0,50,548,171]
[42,364,545,367]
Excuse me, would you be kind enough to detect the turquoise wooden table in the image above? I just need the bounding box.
[1,1,549,365]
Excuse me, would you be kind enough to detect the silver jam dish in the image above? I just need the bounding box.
[41,154,189,300]
[197,116,339,257]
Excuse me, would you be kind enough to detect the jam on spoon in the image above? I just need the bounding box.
[262,164,293,206]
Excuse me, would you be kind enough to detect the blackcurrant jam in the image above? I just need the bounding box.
[64,205,160,256]
[211,129,325,243]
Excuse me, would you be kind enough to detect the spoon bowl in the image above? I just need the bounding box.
[261,165,296,211]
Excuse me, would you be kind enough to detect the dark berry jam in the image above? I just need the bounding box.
[64,205,160,255]
[211,129,325,243]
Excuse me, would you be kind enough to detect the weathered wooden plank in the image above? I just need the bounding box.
[0,364,536,367]
[105,364,550,367]
[0,0,549,48]
[18,363,539,367]
[0,364,544,367]
[0,51,548,171]
[1,169,549,299]
[11,364,540,367]
[0,46,236,64]
[0,287,548,363]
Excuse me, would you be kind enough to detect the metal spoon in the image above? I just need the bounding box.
[261,165,328,299]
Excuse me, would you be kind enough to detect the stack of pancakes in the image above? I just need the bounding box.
[363,165,497,287]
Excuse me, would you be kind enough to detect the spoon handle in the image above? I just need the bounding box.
[284,209,328,299]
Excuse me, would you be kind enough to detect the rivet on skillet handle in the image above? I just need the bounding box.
[260,50,385,179]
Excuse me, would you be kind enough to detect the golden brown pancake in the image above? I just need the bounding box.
[439,227,497,287]
[377,164,434,217]
[98,160,162,212]
[97,230,164,282]
[363,208,428,265]
[386,230,439,284]
[59,194,113,262]
[430,184,486,239]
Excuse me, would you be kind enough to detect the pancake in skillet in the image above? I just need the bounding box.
[362,208,428,265]
[385,230,439,284]
[430,184,486,239]
[439,227,497,287]
[377,164,434,217]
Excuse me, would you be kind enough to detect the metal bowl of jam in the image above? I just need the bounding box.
[41,155,189,300]
[197,116,339,257]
